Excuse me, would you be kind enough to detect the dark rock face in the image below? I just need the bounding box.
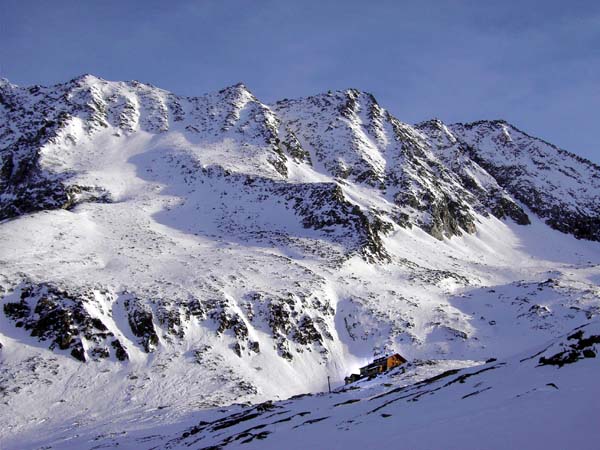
[155,303,185,339]
[0,116,70,221]
[165,288,335,360]
[416,119,531,230]
[0,80,112,222]
[466,151,599,240]
[545,210,600,242]
[2,283,115,361]
[490,195,531,225]
[207,299,250,344]
[241,291,332,361]
[294,316,323,346]
[123,296,159,353]
[248,341,260,353]
[419,116,600,241]
[426,194,477,241]
[279,127,311,164]
[280,182,391,261]
[3,301,30,326]
[71,344,86,362]
[111,339,129,361]
[538,329,600,367]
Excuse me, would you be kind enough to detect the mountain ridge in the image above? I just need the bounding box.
[0,74,599,449]
[2,75,598,243]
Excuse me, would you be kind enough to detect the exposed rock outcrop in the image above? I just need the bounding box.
[2,283,116,361]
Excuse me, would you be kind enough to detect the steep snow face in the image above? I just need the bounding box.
[0,75,599,448]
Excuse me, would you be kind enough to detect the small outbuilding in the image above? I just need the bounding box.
[344,373,362,384]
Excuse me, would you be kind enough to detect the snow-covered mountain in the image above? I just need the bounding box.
[0,75,599,449]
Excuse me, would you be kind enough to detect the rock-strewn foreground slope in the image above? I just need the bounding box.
[0,75,599,449]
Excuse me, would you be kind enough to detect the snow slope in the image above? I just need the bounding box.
[5,322,599,450]
[0,75,599,448]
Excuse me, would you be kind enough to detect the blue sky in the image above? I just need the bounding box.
[1,0,599,162]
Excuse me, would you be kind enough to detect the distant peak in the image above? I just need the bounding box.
[324,88,376,101]
[417,119,460,138]
[217,82,256,105]
[0,78,13,89]
[455,119,510,129]
[70,73,104,85]
[274,88,380,109]
[219,82,251,94]
[417,118,446,128]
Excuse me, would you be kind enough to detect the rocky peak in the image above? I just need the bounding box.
[218,81,252,97]
[272,88,389,185]
[449,119,600,240]
[68,73,105,87]
[416,118,457,148]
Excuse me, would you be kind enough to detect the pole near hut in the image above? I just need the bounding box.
[327,375,331,393]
